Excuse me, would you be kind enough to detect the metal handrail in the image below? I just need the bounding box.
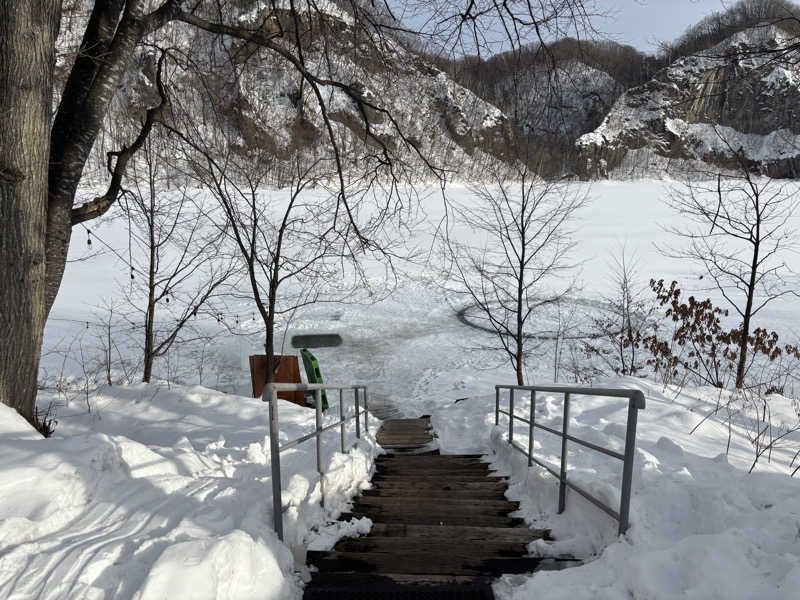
[264,382,370,541]
[495,384,645,535]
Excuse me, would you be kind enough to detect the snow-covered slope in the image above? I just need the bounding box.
[504,60,623,145]
[576,24,800,179]
[433,377,800,600]
[63,4,512,185]
[0,386,379,599]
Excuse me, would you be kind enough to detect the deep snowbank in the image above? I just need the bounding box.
[0,384,379,599]
[432,377,800,599]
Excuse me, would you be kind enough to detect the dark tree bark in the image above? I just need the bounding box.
[0,1,61,422]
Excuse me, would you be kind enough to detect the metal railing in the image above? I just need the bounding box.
[495,384,645,535]
[264,382,370,541]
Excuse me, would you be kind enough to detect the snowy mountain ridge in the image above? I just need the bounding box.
[575,23,800,179]
[495,59,624,169]
[71,3,514,186]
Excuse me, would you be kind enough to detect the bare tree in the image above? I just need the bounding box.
[446,166,586,385]
[175,126,376,385]
[663,136,800,388]
[0,0,597,426]
[120,133,234,383]
[584,247,654,377]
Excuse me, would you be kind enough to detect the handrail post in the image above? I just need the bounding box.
[508,388,515,445]
[363,387,369,436]
[558,392,571,514]
[315,389,324,505]
[528,390,535,467]
[354,387,361,439]
[267,384,284,541]
[495,386,500,425]
[618,398,639,535]
[339,388,345,453]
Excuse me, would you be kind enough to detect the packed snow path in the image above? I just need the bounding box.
[303,418,576,599]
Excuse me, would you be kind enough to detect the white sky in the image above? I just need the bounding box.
[393,0,738,55]
[595,0,733,52]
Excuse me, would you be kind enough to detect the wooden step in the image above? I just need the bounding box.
[305,571,495,599]
[369,480,505,488]
[371,473,504,482]
[307,550,546,576]
[374,461,487,467]
[352,501,518,518]
[361,487,508,500]
[375,463,490,475]
[333,535,530,555]
[376,418,435,449]
[369,480,507,492]
[345,512,525,527]
[309,571,489,586]
[376,457,489,465]
[366,523,551,543]
[376,454,485,462]
[355,496,520,511]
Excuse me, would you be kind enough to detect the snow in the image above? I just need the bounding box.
[576,24,800,175]
[0,385,380,599]
[4,180,800,598]
[665,118,800,161]
[432,379,800,600]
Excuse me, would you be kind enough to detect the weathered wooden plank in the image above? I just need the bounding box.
[309,571,491,587]
[375,417,435,449]
[351,508,519,524]
[361,488,508,500]
[355,496,520,511]
[333,536,530,555]
[348,508,524,527]
[375,461,491,469]
[307,550,546,576]
[366,523,551,542]
[377,454,484,460]
[371,473,504,482]
[374,468,493,477]
[369,480,507,491]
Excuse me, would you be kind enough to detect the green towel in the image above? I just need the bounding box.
[300,348,328,410]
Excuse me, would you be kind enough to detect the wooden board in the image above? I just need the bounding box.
[366,523,551,542]
[375,417,434,449]
[307,550,546,576]
[248,354,305,406]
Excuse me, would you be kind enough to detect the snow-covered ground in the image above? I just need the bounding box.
[2,180,799,598]
[0,386,379,599]
[432,379,800,599]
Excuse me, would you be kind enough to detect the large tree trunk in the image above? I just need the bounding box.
[0,0,61,422]
[46,0,143,314]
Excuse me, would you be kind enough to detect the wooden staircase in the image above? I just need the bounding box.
[304,449,571,599]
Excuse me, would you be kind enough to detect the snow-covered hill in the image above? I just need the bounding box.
[502,60,623,145]
[575,24,800,179]
[64,3,512,185]
[0,386,379,599]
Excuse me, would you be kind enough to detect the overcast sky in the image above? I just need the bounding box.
[596,0,732,52]
[392,0,738,56]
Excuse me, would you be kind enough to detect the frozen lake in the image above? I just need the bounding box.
[45,179,800,416]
